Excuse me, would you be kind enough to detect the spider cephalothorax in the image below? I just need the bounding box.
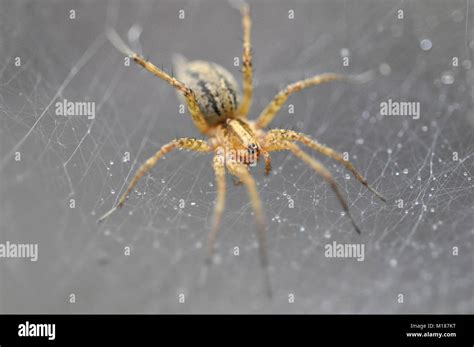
[99,2,385,297]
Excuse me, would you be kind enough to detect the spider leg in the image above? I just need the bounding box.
[267,140,362,234]
[265,130,386,202]
[231,1,253,118]
[106,28,209,134]
[262,149,272,175]
[206,150,227,264]
[255,71,374,129]
[226,159,272,298]
[97,138,211,223]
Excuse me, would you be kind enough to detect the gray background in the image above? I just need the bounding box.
[0,0,473,313]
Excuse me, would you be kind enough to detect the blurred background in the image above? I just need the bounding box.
[0,0,473,313]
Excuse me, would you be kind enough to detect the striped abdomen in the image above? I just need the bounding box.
[174,55,241,126]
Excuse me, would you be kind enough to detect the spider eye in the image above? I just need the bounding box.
[248,143,259,154]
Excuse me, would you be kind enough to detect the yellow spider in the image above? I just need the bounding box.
[98,2,385,297]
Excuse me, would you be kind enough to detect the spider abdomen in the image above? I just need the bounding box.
[173,55,241,125]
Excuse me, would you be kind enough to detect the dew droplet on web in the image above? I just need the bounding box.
[420,38,432,51]
[109,161,114,165]
[379,63,391,76]
[324,230,331,239]
[355,138,364,145]
[403,168,408,174]
[441,71,454,85]
[299,226,305,232]
[111,190,115,195]
[389,258,397,268]
[422,125,428,132]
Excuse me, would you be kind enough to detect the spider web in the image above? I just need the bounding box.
[0,0,473,313]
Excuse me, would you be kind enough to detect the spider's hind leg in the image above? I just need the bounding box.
[106,28,209,134]
[231,0,253,118]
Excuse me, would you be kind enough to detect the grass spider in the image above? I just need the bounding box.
[98,1,386,297]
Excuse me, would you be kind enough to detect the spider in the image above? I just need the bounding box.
[98,1,386,297]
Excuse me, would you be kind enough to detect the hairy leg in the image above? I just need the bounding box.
[262,149,272,175]
[206,151,227,264]
[265,129,385,201]
[255,71,373,129]
[267,140,362,234]
[106,28,209,133]
[97,138,210,223]
[232,1,253,118]
[226,159,272,297]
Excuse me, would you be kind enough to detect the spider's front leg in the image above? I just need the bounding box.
[97,138,211,223]
[255,71,374,129]
[265,129,386,202]
[206,149,227,264]
[264,138,362,234]
[226,158,272,298]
